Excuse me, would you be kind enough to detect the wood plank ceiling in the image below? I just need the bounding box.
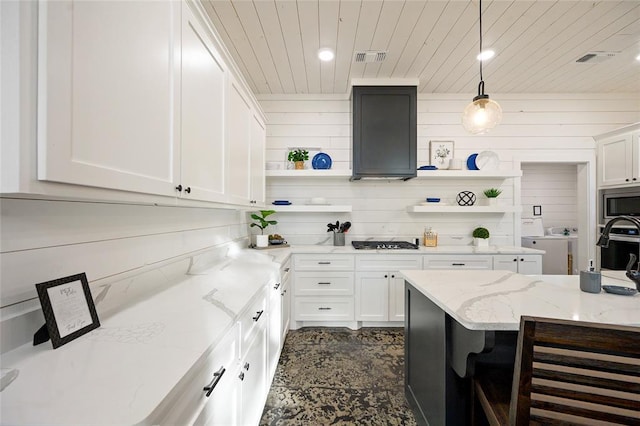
[201,0,640,95]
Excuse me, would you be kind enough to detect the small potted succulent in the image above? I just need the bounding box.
[483,188,502,206]
[472,226,490,247]
[250,210,277,247]
[287,149,309,170]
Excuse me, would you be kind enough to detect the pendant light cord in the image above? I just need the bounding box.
[479,0,483,82]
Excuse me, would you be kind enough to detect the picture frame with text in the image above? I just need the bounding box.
[35,273,100,349]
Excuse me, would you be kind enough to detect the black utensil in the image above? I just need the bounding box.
[341,222,351,233]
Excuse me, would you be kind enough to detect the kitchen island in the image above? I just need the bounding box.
[400,269,639,426]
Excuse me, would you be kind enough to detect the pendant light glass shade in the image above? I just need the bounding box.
[462,0,502,134]
[462,95,502,135]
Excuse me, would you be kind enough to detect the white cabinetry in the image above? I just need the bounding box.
[179,4,226,203]
[493,254,542,274]
[292,254,355,324]
[280,259,292,343]
[226,76,252,205]
[164,324,240,426]
[423,255,493,270]
[36,0,180,197]
[250,114,267,206]
[355,255,421,322]
[598,132,640,188]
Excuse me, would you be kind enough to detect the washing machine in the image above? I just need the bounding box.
[521,218,578,275]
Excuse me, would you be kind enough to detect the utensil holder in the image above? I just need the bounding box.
[333,233,345,246]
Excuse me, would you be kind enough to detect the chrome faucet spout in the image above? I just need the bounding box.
[597,215,640,290]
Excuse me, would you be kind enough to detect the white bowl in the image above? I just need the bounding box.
[310,197,327,205]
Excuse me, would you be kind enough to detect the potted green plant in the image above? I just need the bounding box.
[287,149,309,170]
[250,210,277,247]
[472,226,490,247]
[483,188,502,206]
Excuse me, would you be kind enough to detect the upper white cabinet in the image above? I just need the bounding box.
[5,1,265,207]
[179,4,227,203]
[598,131,640,188]
[36,1,180,196]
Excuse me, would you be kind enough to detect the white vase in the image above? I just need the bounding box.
[474,238,489,247]
[487,198,498,206]
[255,235,268,248]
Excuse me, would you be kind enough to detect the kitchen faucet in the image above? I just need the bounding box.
[596,215,640,290]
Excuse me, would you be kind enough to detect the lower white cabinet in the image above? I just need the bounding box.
[354,255,421,322]
[280,261,292,343]
[423,255,493,270]
[238,324,268,426]
[493,254,542,274]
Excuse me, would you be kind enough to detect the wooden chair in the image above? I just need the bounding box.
[473,316,640,425]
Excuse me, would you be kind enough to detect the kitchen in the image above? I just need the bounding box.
[1,0,640,425]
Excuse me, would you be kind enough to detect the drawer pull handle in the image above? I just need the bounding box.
[238,372,245,381]
[318,261,331,265]
[284,267,290,272]
[318,307,332,310]
[203,366,226,397]
[274,282,281,290]
[318,282,331,285]
[252,310,264,321]
[244,362,250,371]
[452,263,465,266]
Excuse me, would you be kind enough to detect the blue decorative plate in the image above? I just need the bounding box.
[418,165,438,170]
[312,153,332,170]
[272,200,291,205]
[467,153,479,170]
[426,198,441,202]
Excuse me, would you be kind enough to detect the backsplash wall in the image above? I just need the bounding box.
[0,198,249,353]
[260,93,638,246]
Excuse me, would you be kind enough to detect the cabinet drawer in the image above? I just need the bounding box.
[294,254,355,271]
[423,255,493,270]
[295,272,354,296]
[239,288,268,355]
[160,324,239,425]
[356,255,421,271]
[294,297,354,321]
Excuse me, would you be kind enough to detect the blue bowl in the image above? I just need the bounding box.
[426,198,440,203]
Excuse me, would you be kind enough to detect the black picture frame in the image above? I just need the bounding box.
[533,205,542,216]
[35,273,100,349]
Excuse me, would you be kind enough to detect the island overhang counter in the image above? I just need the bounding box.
[399,269,639,426]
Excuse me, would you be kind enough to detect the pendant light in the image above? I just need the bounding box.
[462,0,502,135]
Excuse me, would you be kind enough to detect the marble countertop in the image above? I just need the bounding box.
[288,244,544,255]
[400,269,640,331]
[1,245,289,425]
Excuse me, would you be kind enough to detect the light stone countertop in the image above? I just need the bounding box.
[400,269,639,331]
[0,245,290,426]
[287,244,544,255]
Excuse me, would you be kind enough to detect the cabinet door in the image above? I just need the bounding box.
[423,255,493,270]
[493,255,519,272]
[633,131,640,182]
[281,274,291,343]
[388,273,406,321]
[238,328,267,426]
[180,4,227,203]
[355,272,389,321]
[517,255,542,275]
[226,77,252,205]
[37,1,179,196]
[599,134,633,187]
[250,113,266,205]
[268,280,282,379]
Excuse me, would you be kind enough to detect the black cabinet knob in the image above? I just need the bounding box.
[185,187,191,194]
[513,258,517,262]
[175,184,182,192]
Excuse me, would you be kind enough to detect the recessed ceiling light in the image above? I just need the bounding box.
[636,54,640,62]
[477,50,495,61]
[318,48,335,62]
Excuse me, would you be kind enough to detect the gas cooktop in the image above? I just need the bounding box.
[351,241,419,250]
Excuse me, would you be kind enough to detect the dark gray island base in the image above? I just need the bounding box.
[404,282,517,425]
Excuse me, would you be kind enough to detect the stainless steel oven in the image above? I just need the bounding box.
[599,225,640,270]
[602,187,640,220]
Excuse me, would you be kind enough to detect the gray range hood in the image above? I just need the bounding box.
[351,86,417,180]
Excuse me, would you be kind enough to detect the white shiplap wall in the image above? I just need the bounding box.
[260,93,639,247]
[0,198,250,352]
[521,163,578,229]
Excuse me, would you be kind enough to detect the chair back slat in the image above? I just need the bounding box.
[510,316,640,426]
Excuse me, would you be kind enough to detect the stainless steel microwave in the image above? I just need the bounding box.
[602,187,640,220]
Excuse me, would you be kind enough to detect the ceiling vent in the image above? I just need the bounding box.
[576,52,617,63]
[354,51,387,63]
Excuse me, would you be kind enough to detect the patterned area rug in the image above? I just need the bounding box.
[260,327,417,425]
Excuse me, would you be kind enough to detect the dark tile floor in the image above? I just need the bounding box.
[260,327,417,426]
